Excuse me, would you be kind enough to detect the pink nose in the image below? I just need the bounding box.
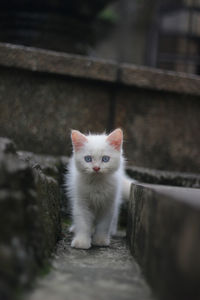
[93,166,100,172]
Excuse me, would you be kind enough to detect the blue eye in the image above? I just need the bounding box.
[84,155,92,162]
[102,155,110,162]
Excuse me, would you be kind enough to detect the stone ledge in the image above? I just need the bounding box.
[0,139,61,300]
[127,183,200,300]
[18,151,68,218]
[0,42,200,96]
[127,166,200,188]
[120,63,200,95]
[17,151,68,182]
[0,43,118,83]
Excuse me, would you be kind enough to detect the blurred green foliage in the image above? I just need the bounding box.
[98,7,119,23]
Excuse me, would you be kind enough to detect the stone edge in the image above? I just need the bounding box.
[127,183,200,300]
[126,166,200,188]
[0,42,200,96]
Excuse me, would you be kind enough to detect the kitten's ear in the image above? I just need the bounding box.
[71,130,88,151]
[107,128,123,151]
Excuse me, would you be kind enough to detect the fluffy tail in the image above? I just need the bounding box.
[122,175,137,201]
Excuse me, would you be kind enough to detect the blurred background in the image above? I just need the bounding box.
[0,0,200,172]
[0,0,200,74]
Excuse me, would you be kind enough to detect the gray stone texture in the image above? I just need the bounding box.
[127,183,200,300]
[0,137,17,154]
[127,166,200,188]
[18,151,69,219]
[116,88,200,172]
[121,165,200,229]
[0,66,110,156]
[120,63,200,95]
[17,151,68,183]
[0,138,61,300]
[0,43,200,95]
[0,43,199,172]
[0,43,118,83]
[25,229,154,300]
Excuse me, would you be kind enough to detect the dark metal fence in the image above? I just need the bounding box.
[147,0,200,74]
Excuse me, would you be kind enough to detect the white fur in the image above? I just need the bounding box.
[65,131,132,249]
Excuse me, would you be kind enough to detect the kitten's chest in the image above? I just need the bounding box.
[79,178,116,204]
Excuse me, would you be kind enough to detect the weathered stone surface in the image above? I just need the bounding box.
[0,153,38,300]
[25,229,154,300]
[121,166,200,229]
[0,66,110,156]
[127,166,200,188]
[0,141,61,300]
[0,43,200,95]
[17,151,68,181]
[0,43,118,83]
[16,151,63,262]
[0,43,200,172]
[116,88,200,172]
[18,151,69,218]
[0,137,17,154]
[120,63,200,95]
[31,166,61,262]
[127,183,200,300]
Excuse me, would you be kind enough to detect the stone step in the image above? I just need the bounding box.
[127,183,200,300]
[25,229,155,300]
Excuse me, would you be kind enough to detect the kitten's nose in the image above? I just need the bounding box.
[93,166,100,172]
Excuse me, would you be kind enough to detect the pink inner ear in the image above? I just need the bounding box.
[71,130,88,151]
[107,128,123,151]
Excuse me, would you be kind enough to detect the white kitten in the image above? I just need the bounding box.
[65,128,132,249]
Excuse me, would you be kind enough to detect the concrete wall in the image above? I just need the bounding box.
[0,43,200,172]
[127,183,200,300]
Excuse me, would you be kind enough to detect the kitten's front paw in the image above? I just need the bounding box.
[92,235,110,247]
[71,236,91,249]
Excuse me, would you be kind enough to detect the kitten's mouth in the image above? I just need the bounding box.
[93,169,103,175]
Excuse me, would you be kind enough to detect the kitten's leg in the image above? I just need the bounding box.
[71,206,93,249]
[110,214,118,236]
[69,224,75,233]
[110,203,120,235]
[92,208,114,246]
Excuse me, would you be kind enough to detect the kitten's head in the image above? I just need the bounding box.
[71,128,123,175]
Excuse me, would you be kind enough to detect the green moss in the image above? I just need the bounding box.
[38,262,52,278]
[15,286,24,300]
[62,217,71,226]
[98,8,119,23]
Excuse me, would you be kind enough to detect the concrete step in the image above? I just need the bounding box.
[25,229,155,300]
[127,183,200,300]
